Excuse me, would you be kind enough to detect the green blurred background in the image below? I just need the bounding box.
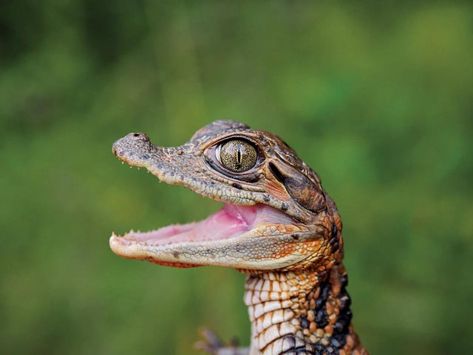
[1,1,472,354]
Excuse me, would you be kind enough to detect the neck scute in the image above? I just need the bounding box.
[244,264,367,355]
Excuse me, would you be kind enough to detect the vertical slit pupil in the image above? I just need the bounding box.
[236,145,242,167]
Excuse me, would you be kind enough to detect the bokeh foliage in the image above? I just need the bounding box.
[1,1,472,354]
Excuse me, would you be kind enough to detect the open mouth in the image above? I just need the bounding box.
[109,203,295,267]
[112,204,259,247]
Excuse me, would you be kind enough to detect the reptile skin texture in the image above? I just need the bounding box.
[110,120,368,355]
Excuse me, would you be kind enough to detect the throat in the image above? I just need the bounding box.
[244,265,366,355]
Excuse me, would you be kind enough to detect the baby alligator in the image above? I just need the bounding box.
[110,120,368,355]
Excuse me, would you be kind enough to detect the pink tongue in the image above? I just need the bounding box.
[222,204,258,225]
[191,205,253,240]
[125,204,258,245]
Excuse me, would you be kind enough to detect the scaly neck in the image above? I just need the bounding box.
[244,264,367,354]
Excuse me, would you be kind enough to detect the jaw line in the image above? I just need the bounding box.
[109,229,310,270]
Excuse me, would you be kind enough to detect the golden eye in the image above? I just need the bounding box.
[219,139,257,172]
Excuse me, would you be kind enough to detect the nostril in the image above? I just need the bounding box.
[133,133,140,137]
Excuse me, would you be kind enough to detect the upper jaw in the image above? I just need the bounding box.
[112,132,315,222]
[112,133,259,205]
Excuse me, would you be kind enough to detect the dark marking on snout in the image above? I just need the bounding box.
[172,251,181,259]
[232,182,243,189]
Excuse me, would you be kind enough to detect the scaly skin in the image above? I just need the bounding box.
[110,120,368,354]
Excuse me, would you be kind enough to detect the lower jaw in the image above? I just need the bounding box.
[109,203,307,270]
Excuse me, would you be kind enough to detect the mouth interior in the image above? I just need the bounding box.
[114,204,292,246]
